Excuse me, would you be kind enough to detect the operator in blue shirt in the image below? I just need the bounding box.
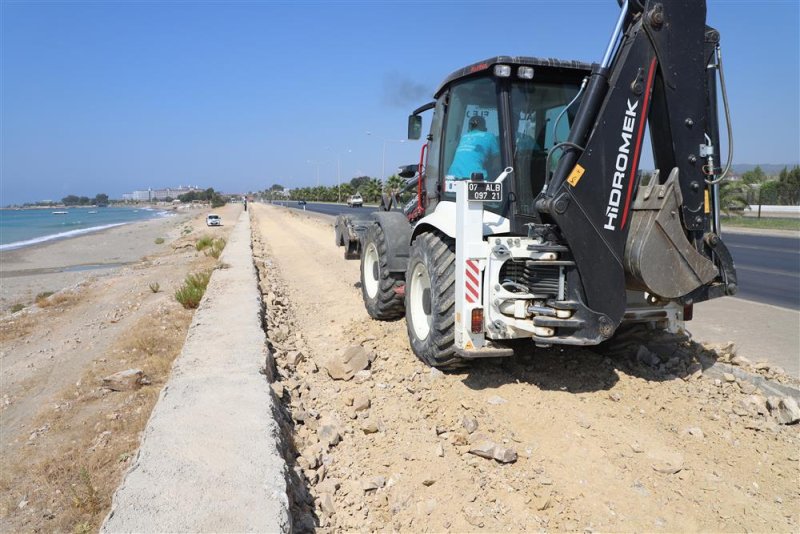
[447,115,500,180]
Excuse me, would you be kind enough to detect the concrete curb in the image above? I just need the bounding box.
[102,211,291,533]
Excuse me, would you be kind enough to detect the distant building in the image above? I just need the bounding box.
[122,186,201,202]
[151,187,197,200]
[131,190,152,201]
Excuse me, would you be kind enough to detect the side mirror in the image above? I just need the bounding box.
[408,115,422,140]
[397,164,418,179]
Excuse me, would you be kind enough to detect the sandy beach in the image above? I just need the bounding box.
[0,203,242,531]
[1,208,201,309]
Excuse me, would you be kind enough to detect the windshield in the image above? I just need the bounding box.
[437,75,583,218]
[510,81,582,217]
[440,76,503,212]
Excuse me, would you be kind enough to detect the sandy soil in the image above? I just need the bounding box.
[0,203,241,532]
[251,203,799,533]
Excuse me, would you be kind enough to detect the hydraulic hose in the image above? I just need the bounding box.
[553,76,589,145]
[705,45,734,185]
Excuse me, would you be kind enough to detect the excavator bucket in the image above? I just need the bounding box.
[624,168,718,298]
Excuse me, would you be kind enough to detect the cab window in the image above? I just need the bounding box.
[442,77,501,182]
[510,82,581,217]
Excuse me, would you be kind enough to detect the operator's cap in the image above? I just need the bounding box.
[469,116,486,131]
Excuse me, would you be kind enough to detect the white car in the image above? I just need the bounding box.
[347,194,363,208]
[206,214,222,226]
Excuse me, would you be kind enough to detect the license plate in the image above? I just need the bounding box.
[467,181,503,202]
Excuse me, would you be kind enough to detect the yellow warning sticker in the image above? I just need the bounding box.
[567,164,585,187]
[704,190,710,213]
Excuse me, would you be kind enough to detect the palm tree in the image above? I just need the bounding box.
[384,174,404,194]
[362,178,383,203]
[718,181,749,216]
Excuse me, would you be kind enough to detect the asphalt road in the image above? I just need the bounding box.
[723,231,800,310]
[275,201,800,310]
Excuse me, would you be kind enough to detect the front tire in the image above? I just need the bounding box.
[405,231,462,368]
[361,224,405,320]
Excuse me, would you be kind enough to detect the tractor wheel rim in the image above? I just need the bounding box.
[364,243,380,298]
[409,261,432,340]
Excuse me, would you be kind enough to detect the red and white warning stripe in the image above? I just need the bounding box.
[465,259,480,303]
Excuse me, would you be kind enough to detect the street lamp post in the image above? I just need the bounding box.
[306,159,328,189]
[367,132,405,180]
[324,147,352,203]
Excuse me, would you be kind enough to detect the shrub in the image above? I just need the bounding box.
[195,236,214,251]
[205,238,227,259]
[154,237,165,244]
[10,303,25,313]
[35,291,55,305]
[149,282,160,293]
[174,270,213,309]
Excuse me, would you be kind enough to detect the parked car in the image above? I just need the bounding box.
[347,194,363,208]
[298,200,307,206]
[206,214,222,226]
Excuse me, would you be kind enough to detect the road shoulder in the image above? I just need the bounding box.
[689,296,799,378]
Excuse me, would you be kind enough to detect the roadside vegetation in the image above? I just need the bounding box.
[195,236,214,251]
[174,270,213,309]
[257,174,409,205]
[719,165,799,213]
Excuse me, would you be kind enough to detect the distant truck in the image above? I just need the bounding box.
[347,194,363,208]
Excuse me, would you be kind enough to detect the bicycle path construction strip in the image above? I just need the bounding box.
[102,211,291,533]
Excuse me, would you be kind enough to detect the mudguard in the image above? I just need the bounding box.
[369,211,414,273]
[410,200,511,242]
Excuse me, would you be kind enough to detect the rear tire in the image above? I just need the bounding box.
[405,231,463,368]
[334,215,346,247]
[361,224,405,320]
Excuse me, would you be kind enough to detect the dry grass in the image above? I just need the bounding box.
[0,313,36,342]
[1,289,85,341]
[0,306,192,533]
[36,290,78,309]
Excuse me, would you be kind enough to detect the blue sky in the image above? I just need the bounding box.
[2,0,799,204]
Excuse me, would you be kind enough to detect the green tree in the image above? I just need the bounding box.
[719,181,749,216]
[777,166,800,205]
[384,174,404,194]
[362,178,383,203]
[740,166,766,185]
[350,176,372,192]
[94,193,109,206]
[62,195,81,206]
[758,181,780,205]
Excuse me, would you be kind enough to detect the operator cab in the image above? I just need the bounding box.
[409,57,590,234]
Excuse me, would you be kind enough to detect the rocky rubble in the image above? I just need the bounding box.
[250,207,800,533]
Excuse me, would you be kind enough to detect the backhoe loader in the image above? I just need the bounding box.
[341,0,737,367]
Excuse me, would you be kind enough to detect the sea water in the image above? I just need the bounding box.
[0,207,171,251]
